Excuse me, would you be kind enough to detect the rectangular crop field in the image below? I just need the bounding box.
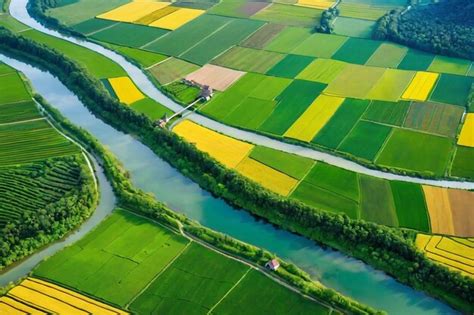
[109,44,167,68]
[48,0,129,25]
[401,71,439,101]
[359,175,398,227]
[135,6,180,25]
[0,100,41,124]
[252,3,323,27]
[212,46,285,73]
[34,210,189,307]
[71,18,117,35]
[362,100,410,126]
[338,3,389,20]
[241,23,285,49]
[174,120,254,168]
[284,95,345,142]
[403,101,464,138]
[331,37,381,64]
[149,8,205,30]
[366,43,408,68]
[266,54,314,78]
[130,98,173,121]
[296,58,347,83]
[312,98,369,149]
[108,77,145,105]
[338,121,392,161]
[222,97,277,130]
[429,74,474,107]
[207,0,269,18]
[324,64,386,99]
[97,2,170,23]
[457,114,474,147]
[0,72,30,104]
[149,57,199,85]
[376,129,453,176]
[91,22,168,48]
[447,189,474,237]
[130,243,249,314]
[185,64,245,91]
[292,33,348,58]
[258,80,326,135]
[263,26,312,53]
[333,16,376,38]
[249,146,315,180]
[366,69,415,102]
[450,146,474,180]
[397,49,435,71]
[390,181,429,232]
[428,55,471,76]
[423,186,455,235]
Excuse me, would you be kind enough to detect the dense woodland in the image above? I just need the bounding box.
[374,0,474,59]
[1,25,472,313]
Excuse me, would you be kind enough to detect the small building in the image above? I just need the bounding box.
[265,259,280,271]
[200,85,214,101]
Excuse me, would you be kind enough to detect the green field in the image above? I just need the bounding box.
[212,46,285,73]
[212,269,331,315]
[264,26,312,53]
[359,175,398,227]
[363,100,410,126]
[249,146,314,179]
[241,23,285,49]
[71,18,117,35]
[403,101,464,138]
[450,146,474,180]
[338,121,392,161]
[376,129,453,176]
[428,55,471,76]
[296,58,347,84]
[0,72,31,104]
[130,98,173,120]
[313,98,370,149]
[258,80,326,135]
[130,243,249,314]
[47,0,128,25]
[92,23,168,48]
[0,100,41,124]
[366,69,415,102]
[333,17,376,38]
[221,97,277,129]
[292,33,348,58]
[149,57,199,85]
[429,74,474,107]
[163,81,201,104]
[107,44,167,68]
[252,3,322,27]
[366,43,408,68]
[397,49,435,71]
[21,29,125,78]
[332,37,381,64]
[34,210,189,307]
[337,3,389,20]
[390,181,430,232]
[266,54,314,78]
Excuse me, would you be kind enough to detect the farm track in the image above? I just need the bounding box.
[8,0,474,191]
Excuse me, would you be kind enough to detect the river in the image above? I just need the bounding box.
[0,52,458,314]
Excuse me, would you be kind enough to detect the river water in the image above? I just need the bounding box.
[0,52,457,314]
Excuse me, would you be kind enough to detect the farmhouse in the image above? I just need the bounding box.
[266,259,280,271]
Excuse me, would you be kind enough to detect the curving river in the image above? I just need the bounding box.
[0,52,458,314]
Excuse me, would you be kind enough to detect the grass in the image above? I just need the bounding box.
[0,72,31,104]
[337,3,389,20]
[403,101,464,138]
[428,55,471,76]
[397,49,435,71]
[366,69,415,102]
[292,33,348,58]
[179,18,264,65]
[324,64,386,99]
[163,81,201,104]
[208,0,269,18]
[362,100,409,126]
[71,18,117,35]
[47,0,129,25]
[258,80,326,135]
[149,57,200,85]
[223,97,277,129]
[376,129,453,176]
[212,269,331,314]
[338,121,392,161]
[264,26,312,53]
[249,146,315,180]
[0,15,31,33]
[91,22,168,48]
[212,46,285,73]
[451,146,474,180]
[0,100,41,124]
[312,98,369,149]
[21,29,125,78]
[130,243,249,314]
[390,181,430,232]
[34,210,189,307]
[366,43,408,68]
[429,74,474,107]
[130,98,173,121]
[296,58,347,84]
[359,175,398,227]
[333,16,376,38]
[252,3,323,27]
[266,54,314,78]
[241,23,285,49]
[107,44,167,68]
[331,37,381,65]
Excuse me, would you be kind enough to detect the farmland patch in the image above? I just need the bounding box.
[149,8,205,30]
[451,146,474,180]
[296,58,347,83]
[130,98,173,121]
[108,76,145,105]
[428,55,471,76]
[149,57,199,85]
[359,175,398,227]
[362,100,410,126]
[240,23,286,49]
[429,74,474,107]
[331,37,381,64]
[401,71,438,102]
[97,1,170,23]
[251,3,323,27]
[266,54,314,78]
[390,181,429,232]
[457,114,474,147]
[264,26,312,53]
[292,33,348,58]
[448,189,474,237]
[91,22,168,48]
[366,43,408,68]
[333,16,376,38]
[185,64,245,91]
[366,69,415,102]
[212,46,285,73]
[397,49,435,71]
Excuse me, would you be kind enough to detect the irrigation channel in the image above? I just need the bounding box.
[0,55,459,315]
[9,0,474,191]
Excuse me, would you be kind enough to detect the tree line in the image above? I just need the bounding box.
[0,25,471,313]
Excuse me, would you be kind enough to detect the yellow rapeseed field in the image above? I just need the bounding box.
[401,71,439,101]
[436,236,474,260]
[284,95,345,142]
[297,0,334,9]
[457,113,474,147]
[236,157,298,196]
[97,1,170,22]
[422,185,454,235]
[3,278,128,315]
[149,8,205,30]
[174,120,254,168]
[0,296,47,314]
[108,77,145,105]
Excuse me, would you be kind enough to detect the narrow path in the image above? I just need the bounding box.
[9,0,474,191]
[0,117,45,126]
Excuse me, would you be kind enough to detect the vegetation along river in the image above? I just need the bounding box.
[0,52,458,314]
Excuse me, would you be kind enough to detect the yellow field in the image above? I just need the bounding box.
[149,8,205,30]
[236,157,298,196]
[416,234,474,278]
[0,296,47,314]
[297,0,334,9]
[108,77,145,105]
[401,71,439,101]
[422,185,454,235]
[284,95,344,142]
[97,1,170,22]
[2,277,128,315]
[457,113,474,147]
[173,120,254,168]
